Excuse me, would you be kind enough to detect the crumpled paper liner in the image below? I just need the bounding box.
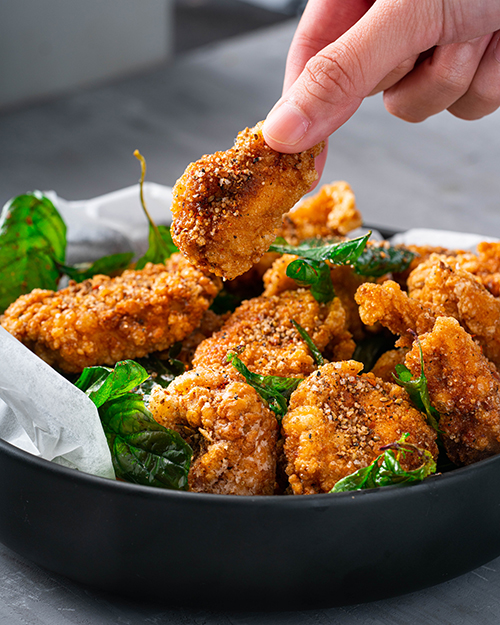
[0,326,115,479]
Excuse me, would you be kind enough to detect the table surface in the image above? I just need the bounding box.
[1,19,500,624]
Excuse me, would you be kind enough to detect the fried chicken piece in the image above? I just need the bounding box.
[405,316,500,465]
[392,244,454,288]
[192,289,354,377]
[432,242,500,297]
[0,254,221,373]
[370,347,409,383]
[355,280,436,346]
[263,254,367,340]
[171,121,325,280]
[408,255,500,367]
[149,366,278,495]
[282,360,438,494]
[279,181,362,243]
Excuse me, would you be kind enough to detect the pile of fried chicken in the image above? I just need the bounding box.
[2,121,500,496]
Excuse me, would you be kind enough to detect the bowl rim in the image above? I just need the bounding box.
[2,434,500,507]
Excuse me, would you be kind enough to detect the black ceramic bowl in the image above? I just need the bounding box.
[1,436,500,610]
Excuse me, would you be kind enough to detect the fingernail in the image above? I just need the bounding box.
[264,100,311,146]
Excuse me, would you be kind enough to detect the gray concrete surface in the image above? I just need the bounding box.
[1,18,500,625]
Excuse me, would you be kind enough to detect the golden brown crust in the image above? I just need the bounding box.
[192,289,353,377]
[407,255,500,367]
[355,280,437,345]
[263,254,367,340]
[0,254,221,372]
[405,316,500,465]
[149,367,278,495]
[282,361,438,494]
[278,181,362,243]
[171,121,324,280]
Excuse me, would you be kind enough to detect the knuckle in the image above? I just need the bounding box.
[432,63,471,97]
[303,48,359,103]
[450,87,500,120]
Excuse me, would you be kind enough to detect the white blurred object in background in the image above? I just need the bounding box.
[0,0,172,109]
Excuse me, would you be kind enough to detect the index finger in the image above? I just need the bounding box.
[284,0,375,91]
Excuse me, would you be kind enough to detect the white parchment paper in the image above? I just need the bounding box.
[0,327,114,478]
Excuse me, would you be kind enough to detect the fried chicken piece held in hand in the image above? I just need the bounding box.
[171,121,325,281]
[1,253,221,373]
[149,366,278,495]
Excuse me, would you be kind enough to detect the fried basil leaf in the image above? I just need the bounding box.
[101,394,192,490]
[75,359,149,407]
[0,192,66,312]
[331,434,436,493]
[269,233,369,264]
[227,351,301,418]
[354,244,415,277]
[134,151,177,269]
[286,258,334,303]
[76,359,192,489]
[393,341,440,432]
[291,319,324,366]
[269,233,370,304]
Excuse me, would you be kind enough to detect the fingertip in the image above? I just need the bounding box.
[263,100,312,153]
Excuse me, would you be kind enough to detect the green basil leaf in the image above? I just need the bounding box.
[291,319,324,366]
[101,394,192,490]
[58,252,134,282]
[0,192,66,312]
[269,233,370,264]
[271,234,369,304]
[227,351,301,419]
[354,244,415,278]
[75,359,149,407]
[133,151,177,269]
[331,434,436,493]
[286,258,335,303]
[393,341,440,432]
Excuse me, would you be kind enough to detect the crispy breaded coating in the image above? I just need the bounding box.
[370,348,409,383]
[0,253,221,373]
[282,360,438,494]
[426,243,500,297]
[355,281,436,345]
[148,367,278,495]
[263,254,367,340]
[279,181,362,243]
[408,255,500,367]
[192,289,354,377]
[170,121,325,280]
[405,317,500,465]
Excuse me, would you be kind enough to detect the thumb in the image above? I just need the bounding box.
[263,0,439,152]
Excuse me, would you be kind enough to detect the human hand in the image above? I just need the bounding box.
[263,0,500,164]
